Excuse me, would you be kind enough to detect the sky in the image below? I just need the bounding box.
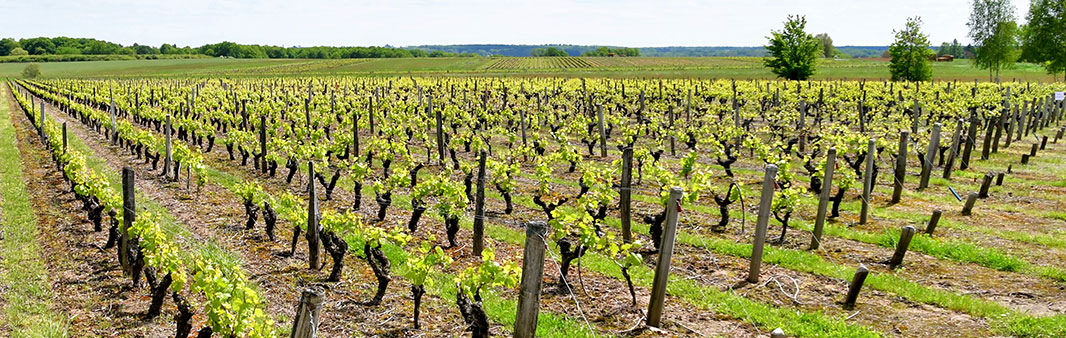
[0,0,1032,48]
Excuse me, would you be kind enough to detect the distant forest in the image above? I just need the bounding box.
[0,37,898,60]
[407,44,894,58]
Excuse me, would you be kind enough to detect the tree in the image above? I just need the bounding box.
[968,0,1017,81]
[19,37,55,55]
[975,21,1020,81]
[9,47,28,56]
[763,15,821,80]
[889,17,934,81]
[1021,0,1066,80]
[815,33,836,58]
[937,39,966,58]
[0,38,19,56]
[532,47,568,57]
[21,63,40,78]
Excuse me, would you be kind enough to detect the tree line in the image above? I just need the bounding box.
[0,37,476,59]
[764,0,1066,82]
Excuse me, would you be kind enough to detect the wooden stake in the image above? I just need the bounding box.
[647,187,682,328]
[860,139,876,224]
[514,221,550,338]
[925,210,942,235]
[891,131,908,204]
[888,226,916,268]
[811,148,836,250]
[620,146,633,243]
[748,165,777,283]
[919,123,942,190]
[472,151,487,256]
[290,287,324,338]
[961,192,979,216]
[844,264,869,309]
[978,173,994,198]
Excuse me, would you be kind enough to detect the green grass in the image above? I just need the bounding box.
[1,57,1060,81]
[0,89,69,336]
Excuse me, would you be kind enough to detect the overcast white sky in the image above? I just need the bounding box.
[0,0,1032,48]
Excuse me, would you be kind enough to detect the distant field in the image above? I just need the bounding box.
[0,56,1059,81]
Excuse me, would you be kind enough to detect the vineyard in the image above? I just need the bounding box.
[485,57,596,70]
[2,75,1066,338]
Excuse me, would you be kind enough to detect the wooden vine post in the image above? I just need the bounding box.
[307,161,321,270]
[891,131,908,203]
[259,114,268,173]
[962,192,979,216]
[514,221,549,338]
[120,167,136,275]
[164,115,173,177]
[748,164,777,283]
[619,146,634,243]
[844,264,869,309]
[811,148,836,250]
[39,101,46,140]
[62,122,67,154]
[472,151,487,256]
[860,138,876,224]
[919,123,942,190]
[596,104,607,157]
[647,187,682,328]
[290,287,325,338]
[888,226,916,268]
[962,110,979,169]
[433,95,444,165]
[943,119,964,179]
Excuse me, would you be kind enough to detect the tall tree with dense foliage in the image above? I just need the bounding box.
[968,0,1018,81]
[1021,0,1066,80]
[531,47,568,57]
[977,21,1020,81]
[0,38,19,56]
[937,39,965,58]
[815,33,836,58]
[888,17,934,81]
[764,15,821,80]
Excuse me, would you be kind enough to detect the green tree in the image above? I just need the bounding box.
[815,33,835,58]
[763,15,821,80]
[19,37,55,55]
[1021,0,1066,80]
[9,47,28,56]
[968,0,1017,81]
[0,38,19,56]
[55,46,81,55]
[21,63,40,78]
[975,21,1020,81]
[888,17,934,81]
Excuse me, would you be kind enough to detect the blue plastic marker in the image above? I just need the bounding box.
[948,186,962,202]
